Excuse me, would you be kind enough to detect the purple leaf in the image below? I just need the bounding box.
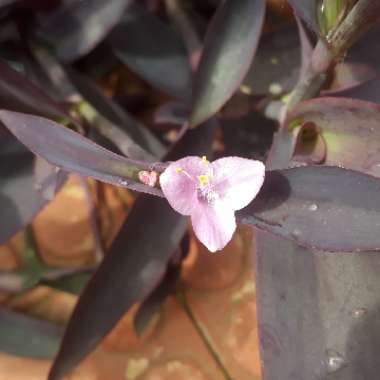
[288,0,319,33]
[322,62,377,95]
[0,59,71,120]
[48,122,215,380]
[109,3,192,101]
[0,137,47,243]
[80,102,158,162]
[29,47,161,161]
[164,0,202,69]
[256,230,380,379]
[239,165,380,252]
[34,157,66,201]
[0,111,163,196]
[266,126,298,170]
[189,0,265,126]
[67,69,166,158]
[78,177,105,263]
[134,256,181,335]
[155,101,189,126]
[35,0,134,62]
[295,15,314,81]
[335,76,380,103]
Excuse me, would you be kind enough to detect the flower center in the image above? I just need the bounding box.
[196,173,219,204]
[197,185,219,204]
[198,174,209,186]
[175,156,219,204]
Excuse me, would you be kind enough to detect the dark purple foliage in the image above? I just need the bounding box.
[47,122,216,380]
[35,0,134,62]
[287,0,319,33]
[109,2,192,101]
[0,1,379,380]
[189,0,265,126]
[240,166,380,252]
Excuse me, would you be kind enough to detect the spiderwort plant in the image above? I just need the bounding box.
[160,156,265,252]
[0,0,380,380]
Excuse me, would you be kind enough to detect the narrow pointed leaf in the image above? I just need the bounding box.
[0,111,162,196]
[0,137,47,243]
[48,123,215,380]
[239,165,380,252]
[0,308,63,359]
[29,48,160,161]
[0,59,70,119]
[35,0,134,62]
[288,0,319,33]
[296,15,314,80]
[330,76,380,103]
[134,259,181,336]
[155,101,189,126]
[34,157,65,201]
[266,127,298,170]
[67,69,166,158]
[322,62,377,95]
[109,3,191,101]
[256,230,380,380]
[189,0,265,126]
[79,102,157,162]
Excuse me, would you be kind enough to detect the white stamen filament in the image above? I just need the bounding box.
[197,185,219,204]
[176,161,219,204]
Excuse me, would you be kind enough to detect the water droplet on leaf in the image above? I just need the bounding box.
[118,179,128,186]
[326,350,346,373]
[352,308,367,319]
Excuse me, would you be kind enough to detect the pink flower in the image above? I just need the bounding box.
[159,156,265,252]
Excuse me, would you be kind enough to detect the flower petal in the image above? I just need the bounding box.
[159,156,206,215]
[211,157,265,210]
[190,199,236,252]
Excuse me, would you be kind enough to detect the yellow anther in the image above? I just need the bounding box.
[198,174,209,186]
[201,156,209,164]
[175,167,183,173]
